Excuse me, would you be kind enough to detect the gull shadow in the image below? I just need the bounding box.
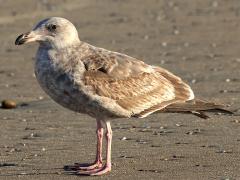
[0,167,64,177]
[0,164,93,177]
[63,163,94,176]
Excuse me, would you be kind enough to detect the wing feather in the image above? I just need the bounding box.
[81,48,194,117]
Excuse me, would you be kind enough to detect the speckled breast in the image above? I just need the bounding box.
[35,61,86,112]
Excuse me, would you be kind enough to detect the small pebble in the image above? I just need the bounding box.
[23,132,40,139]
[160,60,165,64]
[187,131,194,135]
[235,58,240,63]
[211,43,217,48]
[225,79,231,82]
[119,155,134,159]
[191,79,197,84]
[216,150,232,154]
[186,129,201,135]
[156,15,163,21]
[19,172,27,175]
[38,96,44,100]
[208,53,216,58]
[210,67,219,72]
[22,118,27,122]
[8,148,21,153]
[1,100,17,109]
[139,129,152,132]
[173,29,180,35]
[219,90,228,93]
[8,72,15,77]
[120,137,127,141]
[9,148,16,153]
[160,130,173,134]
[182,56,187,61]
[168,1,175,7]
[212,1,218,8]
[161,42,167,47]
[19,143,26,147]
[143,35,149,40]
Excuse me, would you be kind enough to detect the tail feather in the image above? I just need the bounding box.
[160,99,233,119]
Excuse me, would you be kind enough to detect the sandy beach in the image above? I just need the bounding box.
[0,0,239,179]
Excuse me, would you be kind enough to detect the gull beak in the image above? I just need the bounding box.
[15,31,39,45]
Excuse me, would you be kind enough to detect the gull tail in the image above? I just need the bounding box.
[161,99,234,119]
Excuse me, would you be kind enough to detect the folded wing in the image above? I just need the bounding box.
[82,48,194,118]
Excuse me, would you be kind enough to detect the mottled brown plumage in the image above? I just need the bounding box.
[82,56,194,118]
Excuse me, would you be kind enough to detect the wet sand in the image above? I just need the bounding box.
[0,0,239,179]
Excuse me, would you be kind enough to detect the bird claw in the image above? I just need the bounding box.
[77,165,111,176]
[74,161,103,171]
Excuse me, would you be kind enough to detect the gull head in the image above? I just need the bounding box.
[15,17,80,49]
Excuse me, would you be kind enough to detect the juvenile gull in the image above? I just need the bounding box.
[15,17,231,176]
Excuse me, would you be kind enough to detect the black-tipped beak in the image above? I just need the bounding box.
[15,32,30,45]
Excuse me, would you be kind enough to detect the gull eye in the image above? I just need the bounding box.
[47,24,57,32]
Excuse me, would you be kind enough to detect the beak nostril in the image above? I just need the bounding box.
[25,32,30,37]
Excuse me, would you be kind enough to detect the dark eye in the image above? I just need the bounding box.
[47,24,57,32]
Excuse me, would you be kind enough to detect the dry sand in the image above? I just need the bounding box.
[0,0,239,179]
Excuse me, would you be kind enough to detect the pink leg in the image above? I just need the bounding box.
[78,121,112,176]
[76,119,103,170]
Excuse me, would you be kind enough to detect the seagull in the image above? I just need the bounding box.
[15,17,232,176]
